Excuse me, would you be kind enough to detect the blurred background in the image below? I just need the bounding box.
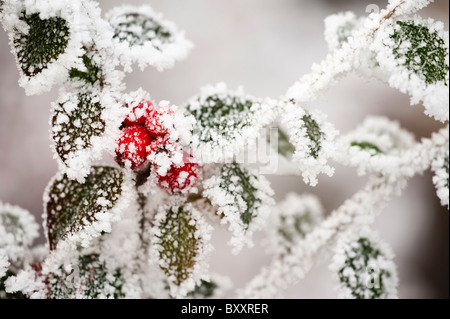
[0,0,448,298]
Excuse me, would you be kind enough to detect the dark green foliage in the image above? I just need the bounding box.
[269,126,295,158]
[350,141,383,155]
[69,53,101,85]
[391,21,448,85]
[220,163,261,229]
[112,12,172,50]
[13,13,69,76]
[338,237,392,299]
[45,166,123,250]
[187,95,254,144]
[49,254,125,299]
[156,206,198,286]
[52,93,105,164]
[302,114,324,159]
[187,279,218,298]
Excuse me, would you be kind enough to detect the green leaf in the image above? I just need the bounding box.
[151,204,212,297]
[69,51,101,86]
[0,201,39,262]
[350,141,383,155]
[302,114,324,159]
[51,92,105,165]
[203,163,274,253]
[330,229,398,299]
[271,193,323,254]
[186,83,276,162]
[268,125,295,159]
[391,20,448,86]
[13,12,69,77]
[111,12,172,50]
[187,279,218,298]
[48,254,126,299]
[44,166,124,250]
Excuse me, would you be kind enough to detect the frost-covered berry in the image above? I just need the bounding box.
[123,101,153,126]
[145,109,173,137]
[115,126,152,169]
[158,162,199,193]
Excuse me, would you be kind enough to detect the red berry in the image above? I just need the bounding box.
[158,162,199,193]
[115,126,152,169]
[123,101,153,126]
[145,109,173,137]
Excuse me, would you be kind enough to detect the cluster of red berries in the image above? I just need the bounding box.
[115,101,199,193]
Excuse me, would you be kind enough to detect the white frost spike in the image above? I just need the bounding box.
[202,164,274,254]
[329,227,398,299]
[0,0,95,95]
[149,203,213,298]
[282,104,338,186]
[265,193,323,255]
[371,16,449,122]
[106,5,193,72]
[431,129,449,209]
[335,116,416,176]
[0,201,39,264]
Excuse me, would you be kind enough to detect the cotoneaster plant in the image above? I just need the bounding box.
[0,0,448,299]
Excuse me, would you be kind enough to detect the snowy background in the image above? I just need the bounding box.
[0,0,448,298]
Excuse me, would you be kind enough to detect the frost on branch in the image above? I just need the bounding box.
[330,227,398,299]
[372,16,449,122]
[149,203,213,298]
[265,193,323,255]
[106,5,193,72]
[0,201,39,264]
[0,0,91,95]
[44,166,133,251]
[282,105,338,186]
[48,253,131,299]
[186,83,278,163]
[335,116,415,176]
[203,163,274,254]
[431,140,449,209]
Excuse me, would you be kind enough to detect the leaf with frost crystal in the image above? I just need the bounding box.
[266,193,323,255]
[330,228,398,299]
[431,142,449,209]
[44,166,128,250]
[282,106,338,186]
[150,204,213,298]
[0,201,39,263]
[324,11,365,51]
[106,5,193,71]
[335,116,415,176]
[0,1,90,95]
[372,16,449,122]
[186,83,278,163]
[203,163,274,254]
[48,254,127,299]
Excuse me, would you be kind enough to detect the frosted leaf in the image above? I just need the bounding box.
[106,5,193,72]
[330,227,398,299]
[186,83,278,163]
[149,203,213,298]
[202,163,274,254]
[0,201,39,264]
[68,49,101,86]
[335,116,416,176]
[48,253,129,299]
[324,11,365,52]
[1,268,28,299]
[186,273,232,299]
[266,193,323,255]
[267,122,295,159]
[282,105,338,186]
[372,16,449,122]
[0,0,91,95]
[43,166,133,250]
[431,143,449,209]
[0,250,8,279]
